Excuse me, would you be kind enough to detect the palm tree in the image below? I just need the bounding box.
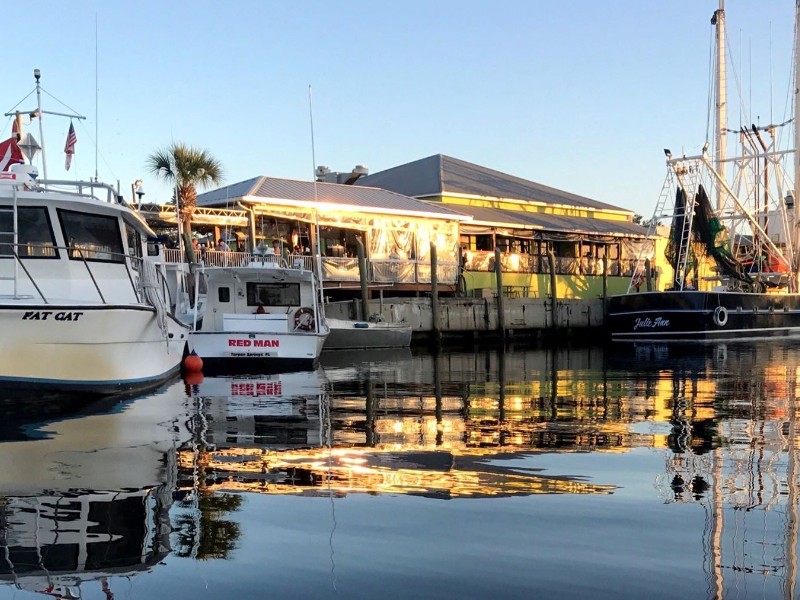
[147,143,223,262]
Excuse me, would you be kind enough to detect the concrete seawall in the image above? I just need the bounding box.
[324,297,606,342]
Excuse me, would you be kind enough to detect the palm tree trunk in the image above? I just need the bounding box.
[182,217,196,263]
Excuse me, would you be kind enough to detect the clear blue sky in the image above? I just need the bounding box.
[3,1,796,217]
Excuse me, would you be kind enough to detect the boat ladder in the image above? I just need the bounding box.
[629,171,678,293]
[672,161,701,289]
[0,201,40,300]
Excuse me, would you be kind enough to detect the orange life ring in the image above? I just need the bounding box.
[293,307,315,331]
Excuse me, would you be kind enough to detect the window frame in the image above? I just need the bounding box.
[0,206,59,259]
[58,209,126,263]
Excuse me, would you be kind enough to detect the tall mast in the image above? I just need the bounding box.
[713,1,727,211]
[794,0,800,290]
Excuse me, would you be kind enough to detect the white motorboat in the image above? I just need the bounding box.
[323,317,412,350]
[189,255,329,372]
[0,76,189,393]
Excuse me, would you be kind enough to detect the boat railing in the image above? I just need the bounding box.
[36,179,127,205]
[0,242,170,306]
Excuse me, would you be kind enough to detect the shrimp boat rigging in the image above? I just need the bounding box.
[0,70,189,392]
[607,1,800,342]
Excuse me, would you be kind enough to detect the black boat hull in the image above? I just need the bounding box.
[607,290,800,341]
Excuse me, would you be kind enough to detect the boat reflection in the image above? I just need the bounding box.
[182,349,622,499]
[0,378,193,598]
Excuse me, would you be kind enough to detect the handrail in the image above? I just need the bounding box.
[0,241,151,305]
[125,255,142,303]
[73,247,107,303]
[9,250,47,302]
[36,179,126,205]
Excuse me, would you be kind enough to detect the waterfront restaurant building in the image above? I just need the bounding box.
[357,154,651,298]
[192,176,470,300]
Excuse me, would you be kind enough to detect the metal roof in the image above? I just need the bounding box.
[357,154,630,213]
[444,204,648,238]
[197,176,468,221]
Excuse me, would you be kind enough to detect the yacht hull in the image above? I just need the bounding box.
[0,304,188,393]
[607,290,800,341]
[189,330,328,373]
[323,318,412,350]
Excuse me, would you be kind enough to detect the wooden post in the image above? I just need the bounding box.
[602,247,608,316]
[547,249,558,331]
[357,238,369,320]
[431,242,441,344]
[494,247,505,338]
[248,208,257,252]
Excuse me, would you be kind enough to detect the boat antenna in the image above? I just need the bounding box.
[11,69,87,188]
[308,84,326,310]
[95,13,99,182]
[34,69,47,183]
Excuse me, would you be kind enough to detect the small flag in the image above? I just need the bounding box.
[64,121,77,171]
[0,136,23,172]
[11,118,19,140]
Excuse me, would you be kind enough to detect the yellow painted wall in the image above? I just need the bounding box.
[439,195,631,222]
[462,271,633,299]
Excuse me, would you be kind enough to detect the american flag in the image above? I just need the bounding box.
[64,121,77,170]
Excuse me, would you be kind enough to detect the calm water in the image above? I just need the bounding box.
[1,341,800,599]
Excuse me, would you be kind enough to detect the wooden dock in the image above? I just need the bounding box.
[323,296,606,344]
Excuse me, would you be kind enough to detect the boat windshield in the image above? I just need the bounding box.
[59,209,125,262]
[0,207,58,258]
[246,282,300,307]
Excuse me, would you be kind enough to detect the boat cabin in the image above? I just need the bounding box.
[197,262,321,336]
[0,164,167,305]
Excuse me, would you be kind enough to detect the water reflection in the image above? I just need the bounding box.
[180,341,800,596]
[4,342,800,598]
[0,378,191,598]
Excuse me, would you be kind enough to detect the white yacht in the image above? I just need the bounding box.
[0,72,189,393]
[0,164,189,392]
[189,255,329,372]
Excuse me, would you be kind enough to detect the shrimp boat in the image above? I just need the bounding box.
[0,71,189,392]
[608,2,800,342]
[188,254,329,372]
